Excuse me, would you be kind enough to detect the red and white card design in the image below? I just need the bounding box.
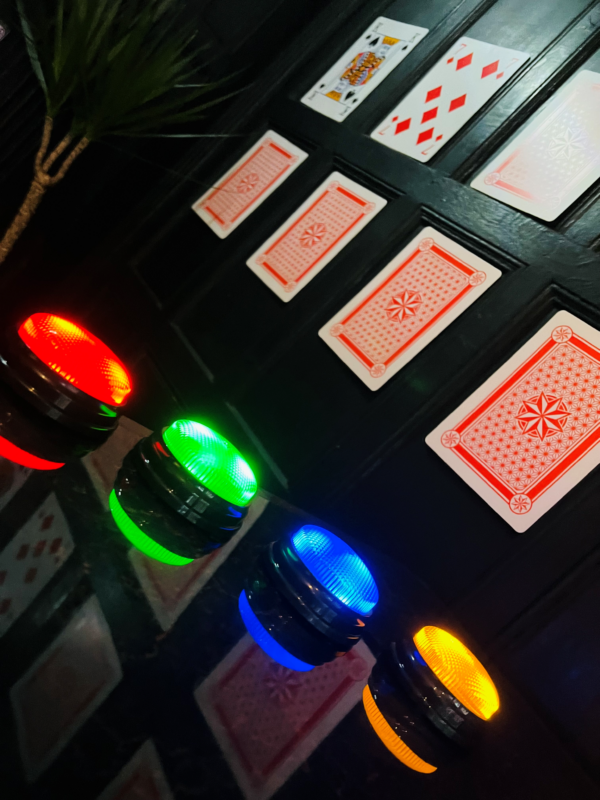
[11,595,122,781]
[471,70,600,221]
[372,37,528,162]
[195,634,375,800]
[130,494,269,631]
[0,458,31,512]
[426,311,600,532]
[97,740,174,800]
[0,492,74,638]
[301,17,428,122]
[247,172,386,302]
[192,131,308,238]
[319,227,501,390]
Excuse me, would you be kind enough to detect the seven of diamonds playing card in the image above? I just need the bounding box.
[11,595,122,781]
[0,492,74,638]
[192,131,308,238]
[471,70,600,221]
[426,311,600,532]
[319,227,501,390]
[301,17,428,122]
[247,172,386,302]
[371,37,529,162]
[195,634,375,800]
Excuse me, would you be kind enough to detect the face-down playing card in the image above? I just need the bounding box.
[192,130,308,238]
[471,70,600,221]
[0,492,74,638]
[426,311,600,532]
[130,494,269,631]
[10,595,122,781]
[0,458,30,512]
[195,634,375,800]
[301,17,428,122]
[96,740,174,800]
[247,172,386,302]
[372,37,529,162]
[319,227,501,390]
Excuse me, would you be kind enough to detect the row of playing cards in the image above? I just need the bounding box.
[194,29,598,245]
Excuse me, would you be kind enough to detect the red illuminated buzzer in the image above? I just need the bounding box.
[18,313,131,406]
[0,313,132,470]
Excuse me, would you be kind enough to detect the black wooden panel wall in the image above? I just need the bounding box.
[106,0,600,785]
[128,0,600,561]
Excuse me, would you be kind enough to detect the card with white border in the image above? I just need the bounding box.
[371,37,528,162]
[471,70,600,221]
[426,311,600,532]
[130,493,269,630]
[195,633,374,800]
[0,459,31,512]
[97,740,174,800]
[11,595,122,781]
[0,492,74,638]
[247,172,386,302]
[301,17,428,122]
[83,416,151,509]
[192,131,308,238]
[319,227,501,389]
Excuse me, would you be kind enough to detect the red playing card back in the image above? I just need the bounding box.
[443,326,600,516]
[334,239,483,372]
[199,140,299,229]
[256,183,372,290]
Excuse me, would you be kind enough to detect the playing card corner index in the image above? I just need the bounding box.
[371,37,529,162]
[301,17,429,122]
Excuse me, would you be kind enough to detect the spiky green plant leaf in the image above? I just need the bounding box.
[5,0,230,140]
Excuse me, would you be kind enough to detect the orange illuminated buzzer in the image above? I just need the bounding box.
[18,313,132,406]
[414,626,500,720]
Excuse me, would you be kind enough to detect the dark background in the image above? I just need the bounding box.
[1,0,600,796]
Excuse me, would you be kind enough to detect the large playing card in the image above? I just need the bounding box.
[426,311,600,532]
[130,494,269,630]
[301,17,428,122]
[0,492,74,638]
[371,37,529,162]
[11,595,122,781]
[97,740,174,800]
[471,70,600,221]
[0,458,30,512]
[195,634,375,800]
[192,131,308,238]
[247,172,386,302]
[319,227,501,389]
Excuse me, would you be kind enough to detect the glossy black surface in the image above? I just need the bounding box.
[115,448,234,560]
[137,431,248,533]
[99,4,600,789]
[1,0,600,795]
[0,449,598,799]
[0,380,112,464]
[0,327,122,435]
